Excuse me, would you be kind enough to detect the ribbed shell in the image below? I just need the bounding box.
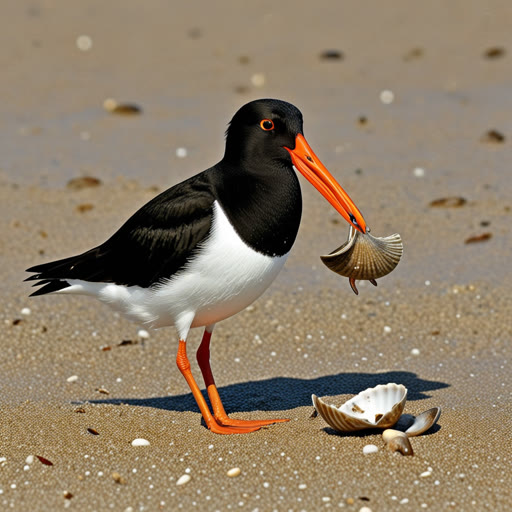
[320,227,403,280]
[312,383,407,433]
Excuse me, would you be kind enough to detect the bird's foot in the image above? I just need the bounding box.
[215,415,290,428]
[206,419,261,435]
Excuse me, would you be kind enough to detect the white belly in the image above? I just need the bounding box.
[61,202,288,339]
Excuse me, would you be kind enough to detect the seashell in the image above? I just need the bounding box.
[312,383,407,433]
[382,429,414,456]
[320,227,403,294]
[405,407,441,437]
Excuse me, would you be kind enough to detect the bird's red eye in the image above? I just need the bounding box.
[260,119,274,131]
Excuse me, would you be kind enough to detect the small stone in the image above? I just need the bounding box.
[137,329,150,339]
[320,49,344,61]
[360,507,373,512]
[251,73,266,87]
[176,474,191,486]
[112,472,126,484]
[131,438,150,447]
[484,46,506,59]
[21,307,31,316]
[481,129,505,143]
[298,484,307,490]
[379,90,394,104]
[25,455,34,464]
[76,35,93,51]
[176,147,188,158]
[411,348,420,356]
[383,325,392,334]
[67,176,102,190]
[413,167,425,177]
[420,471,432,478]
[67,375,78,383]
[363,444,379,454]
[227,467,241,478]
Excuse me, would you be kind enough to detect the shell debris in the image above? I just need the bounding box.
[362,444,379,455]
[131,438,150,447]
[383,429,414,456]
[176,474,191,486]
[227,467,241,477]
[103,98,142,115]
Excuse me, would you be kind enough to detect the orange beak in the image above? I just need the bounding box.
[285,134,367,233]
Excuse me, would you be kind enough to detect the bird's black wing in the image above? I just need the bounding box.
[26,173,216,294]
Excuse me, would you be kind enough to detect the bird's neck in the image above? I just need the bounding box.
[212,160,302,257]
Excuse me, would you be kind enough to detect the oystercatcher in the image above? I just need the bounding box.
[26,99,367,434]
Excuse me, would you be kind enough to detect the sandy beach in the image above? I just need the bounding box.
[1,1,511,510]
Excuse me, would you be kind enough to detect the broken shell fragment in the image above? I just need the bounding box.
[383,429,414,456]
[103,98,142,115]
[312,383,407,432]
[321,226,403,294]
[405,407,441,437]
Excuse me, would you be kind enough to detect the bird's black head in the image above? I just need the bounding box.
[223,99,303,167]
[222,98,368,235]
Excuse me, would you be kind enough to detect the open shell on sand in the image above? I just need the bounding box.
[312,383,407,432]
[320,226,403,294]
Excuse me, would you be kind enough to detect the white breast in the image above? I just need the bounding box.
[61,201,289,339]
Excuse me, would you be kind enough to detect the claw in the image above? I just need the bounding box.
[369,279,378,287]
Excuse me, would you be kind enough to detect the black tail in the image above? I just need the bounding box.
[25,250,101,297]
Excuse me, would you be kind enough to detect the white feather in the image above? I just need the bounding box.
[58,201,288,340]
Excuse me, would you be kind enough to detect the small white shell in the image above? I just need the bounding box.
[312,383,407,432]
[131,438,150,446]
[321,226,403,293]
[405,407,441,437]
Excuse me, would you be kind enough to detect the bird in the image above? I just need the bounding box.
[25,99,367,434]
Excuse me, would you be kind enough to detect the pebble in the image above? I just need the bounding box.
[251,73,266,87]
[21,307,31,316]
[176,147,188,158]
[363,444,379,454]
[360,507,373,512]
[137,329,150,339]
[383,325,392,334]
[66,375,79,383]
[411,348,420,356]
[131,438,150,447]
[76,35,93,52]
[227,467,241,478]
[26,455,34,464]
[413,167,425,177]
[420,470,432,478]
[298,483,307,490]
[176,474,191,486]
[379,89,395,104]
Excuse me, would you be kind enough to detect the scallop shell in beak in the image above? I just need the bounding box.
[320,227,403,294]
[312,383,407,433]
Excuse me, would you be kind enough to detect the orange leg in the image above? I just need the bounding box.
[176,340,259,434]
[196,328,289,428]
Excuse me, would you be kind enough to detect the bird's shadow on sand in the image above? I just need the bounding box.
[89,371,449,414]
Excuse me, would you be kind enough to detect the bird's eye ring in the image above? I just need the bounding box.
[260,119,274,131]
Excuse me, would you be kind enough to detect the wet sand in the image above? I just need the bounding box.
[1,1,511,510]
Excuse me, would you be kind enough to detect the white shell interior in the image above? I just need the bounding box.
[339,383,407,424]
